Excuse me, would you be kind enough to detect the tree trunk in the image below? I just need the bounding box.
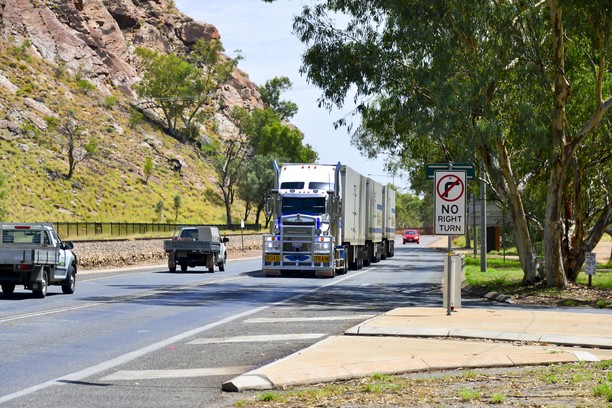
[544,0,570,288]
[544,162,567,288]
[495,139,538,283]
[566,205,612,281]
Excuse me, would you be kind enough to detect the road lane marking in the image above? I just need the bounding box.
[101,366,254,381]
[0,268,371,404]
[0,303,102,324]
[188,333,326,344]
[244,315,375,323]
[0,276,244,324]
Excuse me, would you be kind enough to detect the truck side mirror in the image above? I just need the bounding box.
[223,237,229,243]
[63,242,74,250]
[265,193,274,216]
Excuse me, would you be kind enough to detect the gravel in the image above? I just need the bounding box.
[72,234,263,270]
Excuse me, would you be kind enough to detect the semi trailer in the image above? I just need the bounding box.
[262,162,395,278]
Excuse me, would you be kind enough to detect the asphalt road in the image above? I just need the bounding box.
[0,236,467,408]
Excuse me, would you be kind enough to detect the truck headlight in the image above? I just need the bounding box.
[314,242,331,252]
[264,240,280,252]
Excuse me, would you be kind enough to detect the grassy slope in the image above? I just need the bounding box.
[0,42,239,224]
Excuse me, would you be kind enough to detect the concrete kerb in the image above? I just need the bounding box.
[222,335,612,392]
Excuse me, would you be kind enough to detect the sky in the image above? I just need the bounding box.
[174,0,406,190]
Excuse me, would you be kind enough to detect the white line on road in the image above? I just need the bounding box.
[0,268,371,404]
[244,315,375,323]
[101,366,254,381]
[188,333,326,344]
[0,276,244,324]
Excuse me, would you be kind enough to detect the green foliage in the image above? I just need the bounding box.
[143,156,154,184]
[593,383,612,402]
[258,76,299,120]
[0,172,7,222]
[257,392,281,402]
[395,191,428,229]
[134,38,240,140]
[129,108,144,129]
[285,0,612,288]
[172,194,182,221]
[459,387,482,402]
[44,116,59,132]
[76,79,95,94]
[10,39,32,61]
[103,96,117,108]
[490,393,506,404]
[19,121,39,137]
[154,200,165,221]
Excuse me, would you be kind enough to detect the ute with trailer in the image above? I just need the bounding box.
[262,162,394,278]
[0,222,77,298]
[163,226,228,273]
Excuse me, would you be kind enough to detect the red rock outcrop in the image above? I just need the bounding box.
[0,0,262,107]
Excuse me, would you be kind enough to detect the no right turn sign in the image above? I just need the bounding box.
[434,171,467,235]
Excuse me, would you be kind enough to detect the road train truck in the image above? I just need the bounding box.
[262,162,394,278]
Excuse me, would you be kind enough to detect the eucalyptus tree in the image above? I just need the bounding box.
[258,77,299,120]
[134,38,240,141]
[264,0,611,287]
[233,106,318,226]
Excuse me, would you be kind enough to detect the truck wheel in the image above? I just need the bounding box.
[169,266,177,273]
[1,284,15,294]
[62,265,76,294]
[208,265,215,273]
[218,253,226,271]
[33,271,48,298]
[180,263,188,273]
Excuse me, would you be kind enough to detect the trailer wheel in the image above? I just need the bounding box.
[1,284,15,294]
[33,271,48,298]
[169,266,177,273]
[180,263,188,273]
[62,265,76,294]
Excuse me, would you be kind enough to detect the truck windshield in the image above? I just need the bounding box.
[281,197,326,216]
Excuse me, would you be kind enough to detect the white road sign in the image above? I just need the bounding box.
[434,170,467,235]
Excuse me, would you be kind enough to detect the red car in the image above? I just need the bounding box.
[402,229,420,244]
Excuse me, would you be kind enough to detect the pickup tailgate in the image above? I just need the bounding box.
[0,247,60,265]
[163,239,220,253]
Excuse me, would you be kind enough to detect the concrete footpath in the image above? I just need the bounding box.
[223,307,612,392]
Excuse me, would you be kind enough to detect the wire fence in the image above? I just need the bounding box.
[52,222,262,240]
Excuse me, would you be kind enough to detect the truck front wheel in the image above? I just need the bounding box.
[33,271,48,298]
[1,284,15,294]
[62,265,76,294]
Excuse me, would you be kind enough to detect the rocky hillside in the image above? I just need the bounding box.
[0,0,265,223]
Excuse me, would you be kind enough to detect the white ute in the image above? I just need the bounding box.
[0,223,77,298]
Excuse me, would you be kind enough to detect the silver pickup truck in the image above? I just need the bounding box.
[163,226,228,273]
[0,223,77,298]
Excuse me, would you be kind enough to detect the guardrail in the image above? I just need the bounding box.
[51,222,261,240]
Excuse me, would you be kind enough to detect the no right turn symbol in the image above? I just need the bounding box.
[436,174,464,202]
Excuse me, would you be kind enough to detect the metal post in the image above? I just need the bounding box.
[447,235,453,316]
[447,162,453,316]
[472,193,477,257]
[480,170,487,272]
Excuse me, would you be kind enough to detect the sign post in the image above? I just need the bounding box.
[240,219,245,251]
[433,169,467,316]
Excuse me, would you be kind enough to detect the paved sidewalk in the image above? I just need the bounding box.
[223,307,612,391]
